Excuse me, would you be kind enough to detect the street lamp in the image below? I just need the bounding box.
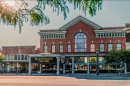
[96,49,99,75]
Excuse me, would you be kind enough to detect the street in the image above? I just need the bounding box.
[0,76,130,86]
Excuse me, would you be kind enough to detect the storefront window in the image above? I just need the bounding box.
[75,33,87,52]
[74,57,87,63]
[89,57,104,63]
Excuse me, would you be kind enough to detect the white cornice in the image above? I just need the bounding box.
[38,31,67,36]
[94,29,127,33]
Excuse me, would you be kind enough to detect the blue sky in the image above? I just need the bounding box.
[0,0,130,49]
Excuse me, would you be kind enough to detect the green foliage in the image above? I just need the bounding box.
[105,49,130,64]
[0,0,102,33]
[0,54,5,61]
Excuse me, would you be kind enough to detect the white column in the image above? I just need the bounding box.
[56,57,60,75]
[87,57,90,74]
[63,64,65,73]
[124,63,127,74]
[71,57,74,74]
[28,57,31,75]
[40,64,42,73]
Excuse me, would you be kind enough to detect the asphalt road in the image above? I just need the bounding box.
[0,76,130,86]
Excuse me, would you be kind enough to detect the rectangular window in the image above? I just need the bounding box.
[52,44,55,53]
[6,55,8,60]
[90,44,95,52]
[24,55,28,60]
[11,55,14,60]
[108,44,113,51]
[100,44,104,52]
[116,43,121,50]
[60,44,63,53]
[14,55,17,60]
[68,44,71,52]
[21,55,24,60]
[44,45,48,52]
[18,55,20,60]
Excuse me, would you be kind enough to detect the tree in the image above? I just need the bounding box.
[0,53,5,61]
[105,49,130,64]
[0,0,103,33]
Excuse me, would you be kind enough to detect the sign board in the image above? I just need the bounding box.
[31,57,56,64]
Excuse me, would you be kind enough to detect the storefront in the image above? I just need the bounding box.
[28,53,107,75]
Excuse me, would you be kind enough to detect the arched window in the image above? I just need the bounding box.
[52,44,55,53]
[75,32,87,52]
[44,44,48,52]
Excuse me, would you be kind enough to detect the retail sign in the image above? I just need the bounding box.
[31,57,56,63]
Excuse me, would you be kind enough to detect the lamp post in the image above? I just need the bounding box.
[96,49,99,75]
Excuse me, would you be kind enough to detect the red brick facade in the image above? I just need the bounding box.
[2,46,39,55]
[39,16,126,53]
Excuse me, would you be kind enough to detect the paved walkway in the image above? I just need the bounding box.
[0,76,130,86]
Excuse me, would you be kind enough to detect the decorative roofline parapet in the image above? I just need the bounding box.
[94,30,127,38]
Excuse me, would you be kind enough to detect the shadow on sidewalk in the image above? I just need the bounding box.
[59,73,130,80]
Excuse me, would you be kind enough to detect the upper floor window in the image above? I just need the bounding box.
[60,44,63,53]
[52,44,55,53]
[100,44,104,52]
[68,44,71,52]
[44,44,48,52]
[75,32,87,52]
[108,44,113,51]
[116,43,121,50]
[90,44,95,52]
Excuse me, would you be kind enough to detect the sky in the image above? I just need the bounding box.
[0,0,130,49]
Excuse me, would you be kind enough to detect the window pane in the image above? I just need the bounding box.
[21,55,24,60]
[90,44,95,52]
[14,55,17,60]
[60,44,63,52]
[100,44,104,52]
[68,44,71,52]
[116,43,121,50]
[18,55,20,60]
[44,45,48,52]
[52,45,55,53]
[108,44,113,51]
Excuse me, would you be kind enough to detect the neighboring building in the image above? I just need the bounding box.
[124,24,130,72]
[28,16,127,75]
[125,23,130,50]
[2,46,39,73]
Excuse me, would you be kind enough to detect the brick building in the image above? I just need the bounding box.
[1,46,39,73]
[28,16,128,75]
